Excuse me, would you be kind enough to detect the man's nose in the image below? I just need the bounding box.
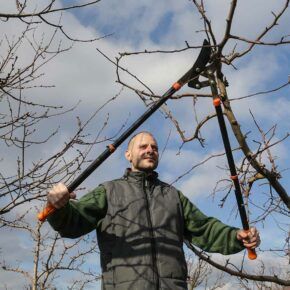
[146,145,154,153]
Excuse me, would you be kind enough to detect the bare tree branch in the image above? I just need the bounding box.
[187,242,290,286]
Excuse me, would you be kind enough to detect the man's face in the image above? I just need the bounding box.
[125,133,159,172]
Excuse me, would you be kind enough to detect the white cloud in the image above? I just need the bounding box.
[177,152,229,200]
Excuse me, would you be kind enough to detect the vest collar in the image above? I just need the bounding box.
[123,168,158,183]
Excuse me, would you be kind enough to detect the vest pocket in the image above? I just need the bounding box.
[113,263,152,284]
[112,247,152,285]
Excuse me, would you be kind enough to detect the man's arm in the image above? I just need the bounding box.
[47,183,107,238]
[178,191,260,255]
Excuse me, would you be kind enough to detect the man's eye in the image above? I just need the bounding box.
[139,144,158,151]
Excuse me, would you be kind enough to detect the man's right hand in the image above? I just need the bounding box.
[47,183,76,209]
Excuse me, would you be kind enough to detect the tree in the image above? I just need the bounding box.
[1,220,100,289]
[1,0,289,289]
[0,1,111,288]
[0,0,113,216]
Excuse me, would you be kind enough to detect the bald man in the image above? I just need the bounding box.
[47,131,260,290]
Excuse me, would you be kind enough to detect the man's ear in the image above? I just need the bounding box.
[125,150,132,162]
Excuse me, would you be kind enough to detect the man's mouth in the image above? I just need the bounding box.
[143,157,155,161]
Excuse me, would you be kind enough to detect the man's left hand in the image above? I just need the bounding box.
[237,227,260,249]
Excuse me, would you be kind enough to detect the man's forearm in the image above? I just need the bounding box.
[48,186,107,238]
[179,190,244,255]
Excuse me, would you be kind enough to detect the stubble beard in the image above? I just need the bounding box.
[134,156,158,172]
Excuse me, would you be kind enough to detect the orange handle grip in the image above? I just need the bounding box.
[244,229,258,260]
[37,204,56,222]
[247,248,257,260]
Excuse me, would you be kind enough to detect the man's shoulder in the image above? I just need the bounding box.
[157,178,180,194]
[99,177,125,187]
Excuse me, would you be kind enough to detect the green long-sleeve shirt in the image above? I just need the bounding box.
[48,186,244,255]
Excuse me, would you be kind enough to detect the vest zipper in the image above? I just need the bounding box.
[143,178,160,290]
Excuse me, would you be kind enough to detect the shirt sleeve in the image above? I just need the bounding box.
[178,190,244,255]
[47,185,107,238]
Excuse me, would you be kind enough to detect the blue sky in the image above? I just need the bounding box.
[0,0,289,289]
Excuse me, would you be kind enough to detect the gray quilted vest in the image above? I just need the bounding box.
[97,170,188,290]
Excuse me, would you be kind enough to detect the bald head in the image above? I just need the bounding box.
[127,131,157,151]
[125,132,159,172]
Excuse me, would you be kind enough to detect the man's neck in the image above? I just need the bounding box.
[130,168,154,175]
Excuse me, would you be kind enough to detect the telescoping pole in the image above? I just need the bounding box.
[209,77,257,260]
[37,40,212,222]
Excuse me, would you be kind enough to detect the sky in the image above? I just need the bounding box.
[0,0,289,289]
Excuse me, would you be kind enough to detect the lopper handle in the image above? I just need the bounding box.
[247,248,257,260]
[245,229,257,260]
[37,204,56,222]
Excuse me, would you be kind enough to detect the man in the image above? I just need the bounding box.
[47,131,260,290]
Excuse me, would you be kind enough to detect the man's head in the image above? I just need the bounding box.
[125,131,159,172]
